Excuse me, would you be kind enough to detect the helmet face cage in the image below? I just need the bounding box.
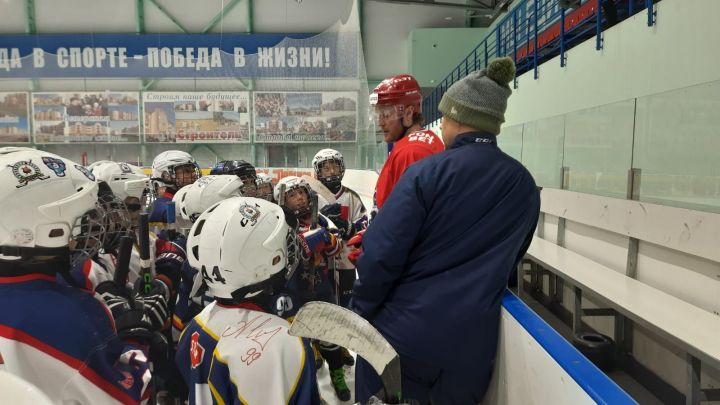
[256,182,274,201]
[282,184,312,219]
[97,191,133,253]
[166,163,201,190]
[284,229,301,281]
[142,186,156,213]
[238,173,258,197]
[314,156,345,188]
[70,203,107,267]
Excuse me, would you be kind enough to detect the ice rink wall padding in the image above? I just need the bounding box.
[482,291,636,405]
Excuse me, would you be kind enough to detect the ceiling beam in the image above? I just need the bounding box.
[367,0,494,12]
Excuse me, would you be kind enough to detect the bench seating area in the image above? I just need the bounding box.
[522,187,720,404]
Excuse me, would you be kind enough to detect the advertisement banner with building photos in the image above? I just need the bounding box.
[32,92,140,143]
[143,92,250,143]
[0,92,30,143]
[253,92,357,143]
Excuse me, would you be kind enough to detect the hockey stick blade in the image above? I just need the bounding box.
[302,175,336,204]
[289,302,402,402]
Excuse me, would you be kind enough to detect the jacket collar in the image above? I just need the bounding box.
[450,131,497,150]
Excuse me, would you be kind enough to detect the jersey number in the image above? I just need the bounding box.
[201,265,227,284]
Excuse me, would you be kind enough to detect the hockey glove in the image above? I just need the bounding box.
[319,203,341,218]
[133,279,170,331]
[347,229,365,248]
[95,281,154,342]
[155,237,187,294]
[299,227,331,258]
[158,229,187,251]
[348,247,363,266]
[320,203,354,240]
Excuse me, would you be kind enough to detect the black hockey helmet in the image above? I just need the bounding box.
[210,160,258,197]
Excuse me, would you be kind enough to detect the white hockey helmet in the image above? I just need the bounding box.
[90,161,149,201]
[173,175,244,223]
[186,197,300,300]
[256,172,273,186]
[273,176,311,203]
[255,173,274,202]
[273,176,314,218]
[0,147,103,262]
[312,149,345,191]
[151,150,200,190]
[85,159,112,171]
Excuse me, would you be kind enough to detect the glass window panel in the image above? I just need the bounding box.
[564,99,635,198]
[499,123,523,162]
[521,115,565,188]
[634,80,720,213]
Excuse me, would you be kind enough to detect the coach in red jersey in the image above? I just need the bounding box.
[370,74,444,211]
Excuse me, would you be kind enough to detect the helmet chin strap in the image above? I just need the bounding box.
[229,268,288,302]
[396,107,415,141]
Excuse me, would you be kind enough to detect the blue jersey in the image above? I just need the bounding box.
[176,301,319,405]
[0,273,151,404]
[275,215,340,320]
[149,193,174,225]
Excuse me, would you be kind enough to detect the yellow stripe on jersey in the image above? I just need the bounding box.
[172,315,186,332]
[177,321,188,342]
[195,317,220,341]
[212,348,251,405]
[208,379,227,405]
[286,336,306,405]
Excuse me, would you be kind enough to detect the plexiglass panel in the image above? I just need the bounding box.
[564,99,635,198]
[521,115,565,188]
[499,123,523,162]
[634,80,720,213]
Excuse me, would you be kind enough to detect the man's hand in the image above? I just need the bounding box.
[347,230,365,265]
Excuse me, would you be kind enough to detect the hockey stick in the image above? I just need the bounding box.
[289,301,403,404]
[113,235,135,287]
[302,175,336,204]
[277,183,287,207]
[138,212,153,294]
[310,193,319,230]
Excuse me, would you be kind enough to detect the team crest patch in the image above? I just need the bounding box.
[190,331,205,369]
[74,164,95,181]
[239,203,261,227]
[9,160,50,188]
[41,156,67,177]
[118,163,133,173]
[11,228,34,245]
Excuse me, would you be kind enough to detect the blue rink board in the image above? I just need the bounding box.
[501,290,638,405]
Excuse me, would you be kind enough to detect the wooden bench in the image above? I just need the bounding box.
[521,187,720,405]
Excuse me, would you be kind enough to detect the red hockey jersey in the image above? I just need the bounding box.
[375,129,444,210]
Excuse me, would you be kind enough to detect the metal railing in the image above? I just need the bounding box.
[422,0,658,125]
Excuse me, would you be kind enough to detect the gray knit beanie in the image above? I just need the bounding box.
[438,57,516,135]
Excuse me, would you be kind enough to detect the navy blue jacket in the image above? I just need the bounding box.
[351,131,540,371]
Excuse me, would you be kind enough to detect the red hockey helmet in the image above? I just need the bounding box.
[370,74,422,109]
